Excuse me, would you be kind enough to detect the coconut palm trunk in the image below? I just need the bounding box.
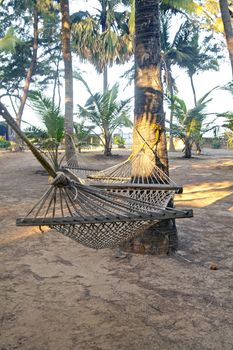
[104,128,112,156]
[219,0,233,79]
[121,0,178,255]
[165,63,175,151]
[103,66,108,92]
[60,0,77,163]
[15,6,39,149]
[189,73,197,106]
[132,0,168,174]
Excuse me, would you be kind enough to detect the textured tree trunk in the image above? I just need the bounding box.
[195,141,201,155]
[219,0,233,79]
[121,0,178,255]
[189,73,197,106]
[104,128,112,156]
[166,63,175,152]
[184,137,192,158]
[103,66,108,92]
[61,0,77,164]
[15,6,39,149]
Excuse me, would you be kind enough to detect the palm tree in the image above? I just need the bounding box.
[26,90,64,170]
[160,13,192,151]
[71,1,133,91]
[28,91,64,142]
[73,121,94,153]
[16,5,38,138]
[133,0,168,174]
[176,30,221,106]
[219,0,233,78]
[167,89,216,158]
[76,76,132,156]
[120,0,198,255]
[60,0,77,164]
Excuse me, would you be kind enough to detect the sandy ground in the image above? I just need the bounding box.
[0,149,233,350]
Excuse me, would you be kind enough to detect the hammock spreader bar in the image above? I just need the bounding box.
[0,102,193,249]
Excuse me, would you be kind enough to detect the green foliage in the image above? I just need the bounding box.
[224,131,233,148]
[71,1,133,73]
[166,88,217,156]
[75,73,132,155]
[175,28,222,78]
[73,121,95,152]
[28,91,64,142]
[27,90,65,170]
[223,81,233,95]
[0,0,61,98]
[161,0,199,13]
[222,112,233,131]
[24,126,48,142]
[211,137,221,148]
[0,27,21,52]
[113,135,126,148]
[0,136,11,148]
[77,83,132,135]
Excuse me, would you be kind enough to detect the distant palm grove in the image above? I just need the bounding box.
[0,0,232,159]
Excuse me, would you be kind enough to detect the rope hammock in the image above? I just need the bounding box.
[0,102,193,249]
[16,172,192,249]
[63,150,181,210]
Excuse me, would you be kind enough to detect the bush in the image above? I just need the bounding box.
[211,138,221,149]
[113,135,126,148]
[225,131,233,148]
[0,136,11,149]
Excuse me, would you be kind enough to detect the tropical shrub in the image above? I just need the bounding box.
[166,88,216,158]
[0,136,11,148]
[75,74,132,156]
[225,131,233,148]
[113,135,126,148]
[73,121,94,152]
[27,91,65,170]
[211,137,221,149]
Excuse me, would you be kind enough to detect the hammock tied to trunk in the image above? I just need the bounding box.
[0,101,193,249]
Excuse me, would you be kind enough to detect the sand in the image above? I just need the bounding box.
[0,149,233,350]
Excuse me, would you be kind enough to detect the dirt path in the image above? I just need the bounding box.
[0,150,233,350]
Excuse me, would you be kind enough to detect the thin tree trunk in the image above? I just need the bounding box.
[184,137,192,158]
[103,66,108,92]
[121,0,178,255]
[189,73,202,153]
[52,53,61,108]
[104,128,112,156]
[15,6,39,149]
[166,63,175,152]
[60,0,77,164]
[189,73,197,106]
[219,0,233,79]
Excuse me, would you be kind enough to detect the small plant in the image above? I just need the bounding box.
[0,136,11,148]
[224,131,233,148]
[211,137,221,149]
[73,122,94,153]
[27,91,65,170]
[75,74,132,156]
[113,135,126,148]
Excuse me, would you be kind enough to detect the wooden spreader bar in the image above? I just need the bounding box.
[16,209,193,226]
[89,183,183,194]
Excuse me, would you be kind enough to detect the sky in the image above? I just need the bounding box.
[1,0,232,138]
